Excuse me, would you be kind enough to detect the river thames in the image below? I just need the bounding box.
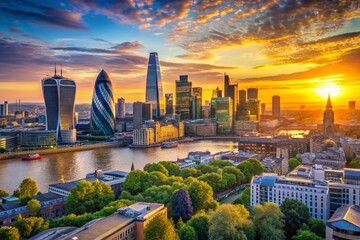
[0,140,237,193]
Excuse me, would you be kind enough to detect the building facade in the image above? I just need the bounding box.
[42,71,76,143]
[0,101,8,117]
[145,52,165,118]
[224,74,238,121]
[117,98,126,118]
[165,93,174,115]
[192,87,202,120]
[176,75,192,120]
[323,94,335,137]
[133,102,152,129]
[90,69,115,136]
[326,205,360,240]
[133,128,155,145]
[211,97,233,134]
[272,95,280,119]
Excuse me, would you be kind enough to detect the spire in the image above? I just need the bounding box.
[60,64,63,77]
[326,94,333,109]
[131,162,135,171]
[54,63,57,76]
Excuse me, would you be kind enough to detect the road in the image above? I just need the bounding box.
[220,189,245,204]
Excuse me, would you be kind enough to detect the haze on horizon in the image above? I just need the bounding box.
[0,0,359,109]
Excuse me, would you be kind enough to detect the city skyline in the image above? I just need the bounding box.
[0,1,359,109]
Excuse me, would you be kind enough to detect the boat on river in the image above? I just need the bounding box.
[161,142,178,149]
[22,154,43,161]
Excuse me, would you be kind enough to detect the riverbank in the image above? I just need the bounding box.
[0,142,123,160]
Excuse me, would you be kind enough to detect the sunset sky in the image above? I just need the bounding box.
[0,0,359,109]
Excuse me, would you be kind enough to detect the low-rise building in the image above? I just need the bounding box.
[326,204,360,240]
[184,120,216,136]
[0,136,18,151]
[57,202,167,240]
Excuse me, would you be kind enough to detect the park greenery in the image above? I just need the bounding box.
[0,159,326,240]
[288,157,301,171]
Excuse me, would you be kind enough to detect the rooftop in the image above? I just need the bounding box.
[327,204,360,232]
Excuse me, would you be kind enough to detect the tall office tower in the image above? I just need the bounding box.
[145,52,164,118]
[224,74,238,120]
[176,75,192,120]
[247,99,261,120]
[42,67,76,143]
[247,88,258,100]
[238,89,247,116]
[211,97,233,134]
[192,87,202,119]
[117,98,126,118]
[349,101,356,110]
[272,95,281,119]
[90,69,115,136]
[0,101,8,116]
[133,102,152,129]
[323,94,334,137]
[165,93,174,115]
[212,87,222,98]
[261,103,266,115]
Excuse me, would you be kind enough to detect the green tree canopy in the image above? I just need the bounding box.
[223,166,245,184]
[147,171,168,186]
[280,199,310,239]
[19,178,38,199]
[180,168,201,179]
[187,212,210,240]
[159,161,181,176]
[14,216,49,238]
[184,178,218,213]
[292,230,323,240]
[27,199,41,216]
[196,164,216,174]
[233,186,251,208]
[210,159,233,168]
[0,226,20,240]
[65,180,115,215]
[289,158,301,171]
[349,158,360,168]
[122,170,150,195]
[178,225,197,240]
[144,214,179,240]
[197,173,223,193]
[237,158,265,183]
[144,163,169,176]
[253,202,285,240]
[0,189,9,198]
[301,218,325,238]
[209,204,254,240]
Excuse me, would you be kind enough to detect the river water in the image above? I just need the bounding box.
[0,140,237,193]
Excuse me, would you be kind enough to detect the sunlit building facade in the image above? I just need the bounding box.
[90,69,115,136]
[42,72,76,143]
[224,74,238,121]
[192,87,202,120]
[145,52,165,118]
[211,97,233,134]
[165,93,174,115]
[176,75,192,120]
[272,95,280,119]
[117,98,126,118]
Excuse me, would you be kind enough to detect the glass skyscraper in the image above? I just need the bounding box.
[176,75,192,120]
[90,69,115,136]
[42,70,76,143]
[211,97,233,134]
[145,52,164,118]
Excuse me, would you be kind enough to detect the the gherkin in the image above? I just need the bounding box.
[90,69,115,136]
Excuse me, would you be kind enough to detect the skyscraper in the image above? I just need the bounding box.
[247,88,258,100]
[165,93,174,115]
[90,69,115,136]
[212,87,222,98]
[42,67,76,143]
[224,74,238,120]
[211,97,233,134]
[247,99,261,120]
[145,52,164,118]
[261,103,266,115]
[176,75,192,119]
[238,89,247,116]
[323,94,335,137]
[0,101,8,116]
[133,102,152,129]
[117,98,126,118]
[192,87,202,119]
[272,95,281,119]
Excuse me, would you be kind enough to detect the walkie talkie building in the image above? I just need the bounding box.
[90,69,115,136]
[145,52,164,118]
[42,68,76,143]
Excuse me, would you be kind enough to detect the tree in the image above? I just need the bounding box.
[184,178,218,213]
[188,212,210,240]
[301,218,325,238]
[13,189,20,198]
[27,199,41,216]
[196,164,215,174]
[223,166,245,184]
[19,178,38,199]
[292,230,323,240]
[178,225,197,240]
[171,188,193,222]
[198,173,223,192]
[0,226,20,240]
[221,173,237,189]
[209,204,254,240]
[143,185,175,204]
[181,168,201,178]
[253,202,285,240]
[144,163,169,176]
[288,158,301,171]
[280,199,310,239]
[147,171,168,186]
[0,189,9,198]
[144,214,179,240]
[14,216,49,238]
[237,158,265,183]
[159,161,181,176]
[210,159,233,168]
[122,170,149,195]
[65,180,115,215]
[349,158,360,168]
[0,147,6,153]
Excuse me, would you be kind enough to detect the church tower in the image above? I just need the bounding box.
[323,94,335,137]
